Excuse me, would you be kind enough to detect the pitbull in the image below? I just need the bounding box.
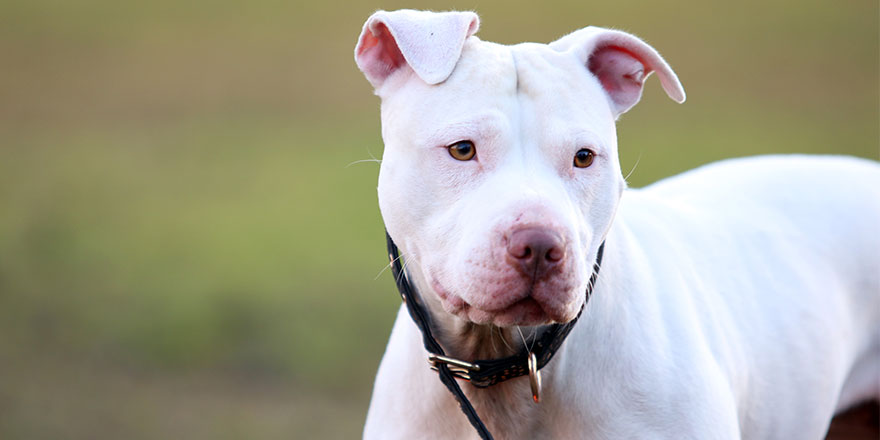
[354,9,880,439]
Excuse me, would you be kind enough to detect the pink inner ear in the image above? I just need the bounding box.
[357,23,406,85]
[588,46,651,115]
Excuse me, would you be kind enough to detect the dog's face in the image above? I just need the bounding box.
[356,10,684,327]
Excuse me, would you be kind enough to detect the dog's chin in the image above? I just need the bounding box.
[463,296,553,326]
[441,295,579,327]
[432,280,581,327]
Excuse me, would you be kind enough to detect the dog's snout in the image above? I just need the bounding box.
[506,228,565,279]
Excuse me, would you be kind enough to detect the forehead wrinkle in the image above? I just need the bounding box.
[511,45,573,162]
[513,46,582,114]
[511,44,615,151]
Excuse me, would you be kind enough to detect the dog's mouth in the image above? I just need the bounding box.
[462,295,552,326]
[431,278,574,327]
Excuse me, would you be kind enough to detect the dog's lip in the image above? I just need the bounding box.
[431,276,523,311]
[464,295,553,326]
[431,278,558,326]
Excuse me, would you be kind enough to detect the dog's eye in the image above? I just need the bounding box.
[573,149,595,168]
[447,140,476,161]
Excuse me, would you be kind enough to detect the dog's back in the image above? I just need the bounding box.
[643,154,880,313]
[619,155,880,437]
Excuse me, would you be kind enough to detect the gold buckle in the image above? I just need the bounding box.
[528,352,542,403]
[428,353,480,381]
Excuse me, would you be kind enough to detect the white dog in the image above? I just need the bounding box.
[355,9,880,439]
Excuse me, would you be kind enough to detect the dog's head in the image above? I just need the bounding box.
[356,10,684,327]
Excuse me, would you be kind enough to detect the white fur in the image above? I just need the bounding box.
[355,10,880,439]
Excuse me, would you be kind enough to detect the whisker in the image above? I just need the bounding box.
[396,257,410,284]
[527,326,538,353]
[374,253,405,280]
[516,326,528,352]
[498,326,515,352]
[395,253,425,286]
[490,326,500,356]
[624,152,643,183]
[346,149,382,168]
[345,158,382,168]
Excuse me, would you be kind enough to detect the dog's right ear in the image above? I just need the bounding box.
[355,10,480,90]
[551,27,685,118]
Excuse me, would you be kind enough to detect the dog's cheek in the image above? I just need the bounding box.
[377,156,435,253]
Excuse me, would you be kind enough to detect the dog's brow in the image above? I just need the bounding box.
[419,113,507,147]
[563,129,605,153]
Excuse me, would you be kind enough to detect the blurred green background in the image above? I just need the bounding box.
[0,0,876,438]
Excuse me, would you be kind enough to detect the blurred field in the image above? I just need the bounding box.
[0,0,876,438]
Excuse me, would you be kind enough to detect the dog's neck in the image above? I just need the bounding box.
[403,264,547,437]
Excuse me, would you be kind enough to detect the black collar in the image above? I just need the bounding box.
[385,231,605,440]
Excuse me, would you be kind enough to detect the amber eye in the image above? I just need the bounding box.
[447,140,476,161]
[573,148,595,168]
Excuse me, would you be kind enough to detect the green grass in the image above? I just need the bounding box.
[0,0,877,438]
[0,118,393,438]
[0,118,395,372]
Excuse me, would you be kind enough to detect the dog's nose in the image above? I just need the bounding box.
[506,228,565,279]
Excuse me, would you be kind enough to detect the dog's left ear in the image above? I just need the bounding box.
[551,27,686,117]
